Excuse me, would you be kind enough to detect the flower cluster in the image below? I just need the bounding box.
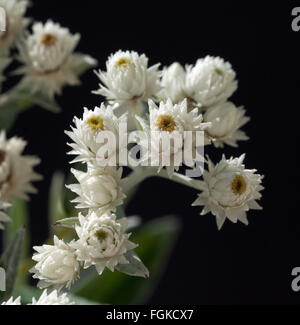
[31,104,138,291]
[91,49,263,228]
[29,49,264,302]
[0,1,96,115]
[1,290,75,305]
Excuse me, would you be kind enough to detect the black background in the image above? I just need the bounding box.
[2,0,297,304]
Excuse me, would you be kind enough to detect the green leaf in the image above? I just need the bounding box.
[0,227,25,302]
[3,198,30,286]
[116,250,149,278]
[53,217,79,229]
[48,171,68,229]
[4,198,29,252]
[71,215,181,304]
[0,92,32,130]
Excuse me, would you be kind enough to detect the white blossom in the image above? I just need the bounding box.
[158,57,237,110]
[65,104,127,166]
[16,20,97,99]
[158,62,187,104]
[136,99,211,176]
[203,101,250,147]
[1,296,21,305]
[29,290,75,305]
[70,212,137,275]
[94,50,161,103]
[185,56,237,108]
[67,166,125,214]
[192,154,264,229]
[30,236,81,291]
[0,0,30,56]
[0,131,41,202]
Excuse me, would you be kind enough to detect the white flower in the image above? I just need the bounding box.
[192,154,264,230]
[158,62,187,104]
[30,236,81,290]
[136,99,211,176]
[67,167,125,214]
[0,131,41,202]
[203,101,250,147]
[65,104,126,166]
[70,212,137,275]
[185,56,237,108]
[16,20,97,99]
[0,199,11,229]
[0,0,29,56]
[94,50,161,103]
[1,296,21,305]
[30,290,75,305]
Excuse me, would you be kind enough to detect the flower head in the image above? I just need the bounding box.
[0,0,29,55]
[30,236,81,290]
[30,290,74,305]
[65,104,126,166]
[94,50,161,103]
[16,20,96,99]
[136,99,211,176]
[185,56,237,108]
[192,154,264,229]
[70,212,137,275]
[158,62,187,104]
[67,166,125,214]
[203,101,250,147]
[1,296,21,305]
[0,131,41,202]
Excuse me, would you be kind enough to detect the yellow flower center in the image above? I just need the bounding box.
[95,230,108,243]
[215,68,224,76]
[40,33,57,46]
[156,114,176,132]
[115,58,131,68]
[231,175,247,195]
[86,116,104,131]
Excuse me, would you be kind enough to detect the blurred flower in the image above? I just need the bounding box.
[158,62,187,104]
[31,236,80,290]
[29,290,75,305]
[203,101,250,147]
[65,104,127,165]
[16,20,97,99]
[0,199,11,229]
[0,131,41,202]
[70,212,137,275]
[185,56,237,108]
[136,99,210,176]
[1,296,21,305]
[94,50,161,103]
[0,0,30,56]
[192,154,264,229]
[158,57,237,110]
[67,166,125,214]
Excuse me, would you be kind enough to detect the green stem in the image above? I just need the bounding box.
[123,167,201,202]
